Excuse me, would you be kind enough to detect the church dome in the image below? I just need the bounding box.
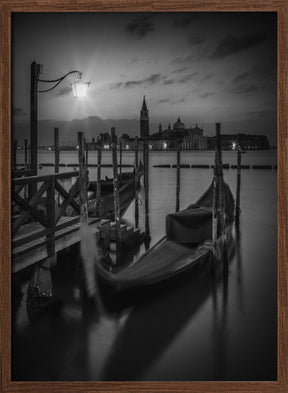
[173,116,185,130]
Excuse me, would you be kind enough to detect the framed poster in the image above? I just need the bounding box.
[1,1,287,392]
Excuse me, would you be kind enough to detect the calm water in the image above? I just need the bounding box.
[12,150,277,381]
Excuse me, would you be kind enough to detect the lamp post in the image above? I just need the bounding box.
[30,61,90,176]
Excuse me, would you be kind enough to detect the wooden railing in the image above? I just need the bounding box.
[12,171,82,253]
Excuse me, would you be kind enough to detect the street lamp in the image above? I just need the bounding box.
[30,61,90,176]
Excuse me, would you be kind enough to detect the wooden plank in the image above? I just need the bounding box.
[12,228,50,248]
[12,171,80,186]
[12,218,100,273]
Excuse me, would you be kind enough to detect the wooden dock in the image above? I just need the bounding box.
[12,169,144,275]
[12,216,101,273]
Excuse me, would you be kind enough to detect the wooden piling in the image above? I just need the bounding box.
[235,143,242,225]
[96,142,102,217]
[143,136,150,241]
[213,123,226,257]
[78,132,98,298]
[54,127,59,174]
[111,127,121,264]
[176,141,181,212]
[78,132,88,222]
[134,137,139,228]
[85,138,89,167]
[119,141,123,184]
[13,140,17,170]
[24,139,28,169]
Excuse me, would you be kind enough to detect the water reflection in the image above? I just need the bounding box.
[101,234,236,381]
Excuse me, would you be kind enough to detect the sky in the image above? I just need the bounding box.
[12,12,277,141]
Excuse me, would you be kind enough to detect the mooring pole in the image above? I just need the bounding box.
[24,139,28,169]
[134,136,139,228]
[235,139,242,225]
[96,142,102,217]
[111,127,121,264]
[78,132,99,298]
[143,136,150,241]
[213,123,226,257]
[119,141,123,185]
[85,138,89,167]
[54,127,59,174]
[176,141,181,212]
[13,140,17,170]
[78,132,88,222]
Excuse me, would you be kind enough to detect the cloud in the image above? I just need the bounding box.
[157,98,171,104]
[173,14,201,28]
[233,72,250,84]
[211,33,267,58]
[230,84,259,94]
[201,73,214,82]
[55,86,71,96]
[199,91,215,98]
[129,57,138,64]
[172,67,188,74]
[123,73,164,88]
[124,80,143,88]
[109,82,123,89]
[172,98,187,104]
[178,72,198,83]
[125,15,154,38]
[163,78,175,85]
[188,35,206,46]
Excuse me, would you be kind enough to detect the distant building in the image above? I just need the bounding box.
[149,117,207,150]
[140,96,149,138]
[207,133,270,150]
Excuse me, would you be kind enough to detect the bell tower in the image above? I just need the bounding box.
[140,95,149,138]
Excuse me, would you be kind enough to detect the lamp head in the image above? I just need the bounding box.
[71,73,90,98]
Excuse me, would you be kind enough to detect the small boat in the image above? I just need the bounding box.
[87,162,143,218]
[96,179,235,294]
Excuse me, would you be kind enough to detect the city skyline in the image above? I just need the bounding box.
[12,12,277,142]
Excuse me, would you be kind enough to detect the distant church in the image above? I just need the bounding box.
[150,117,207,150]
[120,96,207,150]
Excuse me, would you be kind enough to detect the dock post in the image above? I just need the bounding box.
[78,132,88,221]
[215,123,228,269]
[119,141,123,185]
[176,141,181,212]
[143,136,150,243]
[24,139,28,199]
[54,127,60,206]
[24,139,28,169]
[134,136,139,228]
[213,123,225,257]
[54,127,59,174]
[235,139,242,225]
[96,142,102,217]
[27,177,56,309]
[13,140,17,170]
[78,131,99,298]
[111,127,121,264]
[85,138,89,167]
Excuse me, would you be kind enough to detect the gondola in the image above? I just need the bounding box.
[95,178,235,294]
[87,162,143,218]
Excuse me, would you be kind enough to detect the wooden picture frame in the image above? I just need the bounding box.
[0,1,287,392]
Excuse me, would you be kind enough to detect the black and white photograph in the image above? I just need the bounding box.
[11,12,277,381]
